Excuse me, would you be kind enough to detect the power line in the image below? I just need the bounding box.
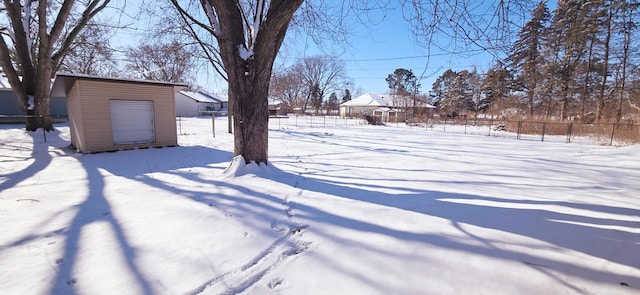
[340,49,489,62]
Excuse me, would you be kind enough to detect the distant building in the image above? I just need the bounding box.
[175,90,227,117]
[339,93,435,122]
[0,75,68,123]
[339,93,393,117]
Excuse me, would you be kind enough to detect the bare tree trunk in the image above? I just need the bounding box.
[527,90,535,116]
[616,3,632,123]
[228,64,270,164]
[560,77,570,121]
[580,38,594,118]
[207,0,302,165]
[596,8,612,123]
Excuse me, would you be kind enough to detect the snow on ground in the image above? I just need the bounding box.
[1,116,639,295]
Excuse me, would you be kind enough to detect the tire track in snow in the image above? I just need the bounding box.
[185,145,315,294]
[184,225,311,295]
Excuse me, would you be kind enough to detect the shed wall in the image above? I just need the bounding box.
[67,83,84,151]
[70,80,177,153]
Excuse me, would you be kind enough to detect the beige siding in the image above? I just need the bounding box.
[67,84,85,151]
[69,79,178,153]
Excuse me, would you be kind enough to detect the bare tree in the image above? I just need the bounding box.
[401,0,533,56]
[58,22,118,76]
[125,41,196,85]
[167,0,534,165]
[270,68,306,113]
[293,55,346,114]
[0,0,112,131]
[170,0,303,165]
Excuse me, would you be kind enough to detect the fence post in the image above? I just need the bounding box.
[610,123,616,146]
[517,121,522,139]
[464,119,467,134]
[541,122,546,142]
[566,123,572,143]
[443,118,447,132]
[211,113,216,138]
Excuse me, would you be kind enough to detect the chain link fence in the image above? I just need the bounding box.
[264,115,639,146]
[424,118,640,146]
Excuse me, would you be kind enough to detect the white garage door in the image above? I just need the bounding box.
[110,100,155,145]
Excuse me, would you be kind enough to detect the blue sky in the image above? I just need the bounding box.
[274,5,499,97]
[109,3,514,97]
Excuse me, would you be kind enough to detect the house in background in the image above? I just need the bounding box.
[339,93,395,118]
[175,90,227,117]
[269,96,287,117]
[0,75,68,123]
[51,73,186,153]
[339,92,435,122]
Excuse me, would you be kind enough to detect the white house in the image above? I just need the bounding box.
[339,93,393,117]
[339,92,435,122]
[175,90,225,117]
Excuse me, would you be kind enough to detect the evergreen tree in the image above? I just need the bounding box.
[325,92,339,113]
[431,69,475,117]
[430,69,458,107]
[482,63,515,115]
[386,68,419,97]
[342,89,352,103]
[506,1,550,116]
[547,0,601,120]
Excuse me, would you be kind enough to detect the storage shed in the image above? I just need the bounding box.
[51,73,186,153]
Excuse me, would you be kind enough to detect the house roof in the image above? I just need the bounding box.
[340,93,392,107]
[341,93,436,109]
[50,73,188,97]
[216,94,228,102]
[178,90,222,103]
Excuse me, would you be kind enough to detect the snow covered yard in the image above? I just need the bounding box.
[1,117,639,295]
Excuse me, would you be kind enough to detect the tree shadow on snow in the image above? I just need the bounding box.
[0,128,63,193]
[30,137,639,293]
[46,145,233,295]
[87,152,640,292]
[269,168,640,291]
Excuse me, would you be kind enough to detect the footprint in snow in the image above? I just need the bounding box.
[268,278,285,289]
[270,222,289,233]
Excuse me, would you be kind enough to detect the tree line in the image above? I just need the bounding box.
[4,0,611,164]
[429,0,640,123]
[269,55,352,115]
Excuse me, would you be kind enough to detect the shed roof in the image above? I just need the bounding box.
[50,73,188,97]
